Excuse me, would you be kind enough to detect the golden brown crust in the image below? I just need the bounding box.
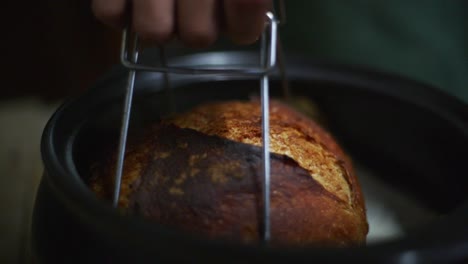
[168,100,364,207]
[88,99,368,246]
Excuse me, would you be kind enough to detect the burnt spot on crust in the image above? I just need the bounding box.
[168,100,362,207]
[127,124,362,244]
[88,100,368,246]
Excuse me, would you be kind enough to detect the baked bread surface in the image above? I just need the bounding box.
[89,100,368,247]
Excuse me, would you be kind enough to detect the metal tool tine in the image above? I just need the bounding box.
[260,12,278,243]
[115,13,279,245]
[113,29,139,208]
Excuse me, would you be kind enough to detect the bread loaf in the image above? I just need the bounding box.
[89,99,368,247]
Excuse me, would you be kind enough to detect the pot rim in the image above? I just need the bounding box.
[40,51,468,262]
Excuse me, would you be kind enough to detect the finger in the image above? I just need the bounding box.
[224,0,271,45]
[177,0,218,48]
[133,0,175,44]
[91,0,127,29]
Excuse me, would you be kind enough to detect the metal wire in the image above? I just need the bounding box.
[115,12,279,243]
[260,12,278,242]
[120,15,278,76]
[113,33,139,207]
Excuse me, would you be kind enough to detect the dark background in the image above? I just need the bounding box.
[2,0,120,101]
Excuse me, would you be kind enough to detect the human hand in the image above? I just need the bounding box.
[92,0,271,48]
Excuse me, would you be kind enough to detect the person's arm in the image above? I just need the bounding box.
[91,0,271,48]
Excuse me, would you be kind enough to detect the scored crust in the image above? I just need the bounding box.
[167,100,361,206]
[89,99,368,246]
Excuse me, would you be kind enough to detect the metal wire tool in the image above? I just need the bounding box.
[113,6,286,243]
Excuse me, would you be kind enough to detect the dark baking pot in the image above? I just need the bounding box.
[32,51,468,263]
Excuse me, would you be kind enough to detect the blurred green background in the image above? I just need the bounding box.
[281,0,468,103]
